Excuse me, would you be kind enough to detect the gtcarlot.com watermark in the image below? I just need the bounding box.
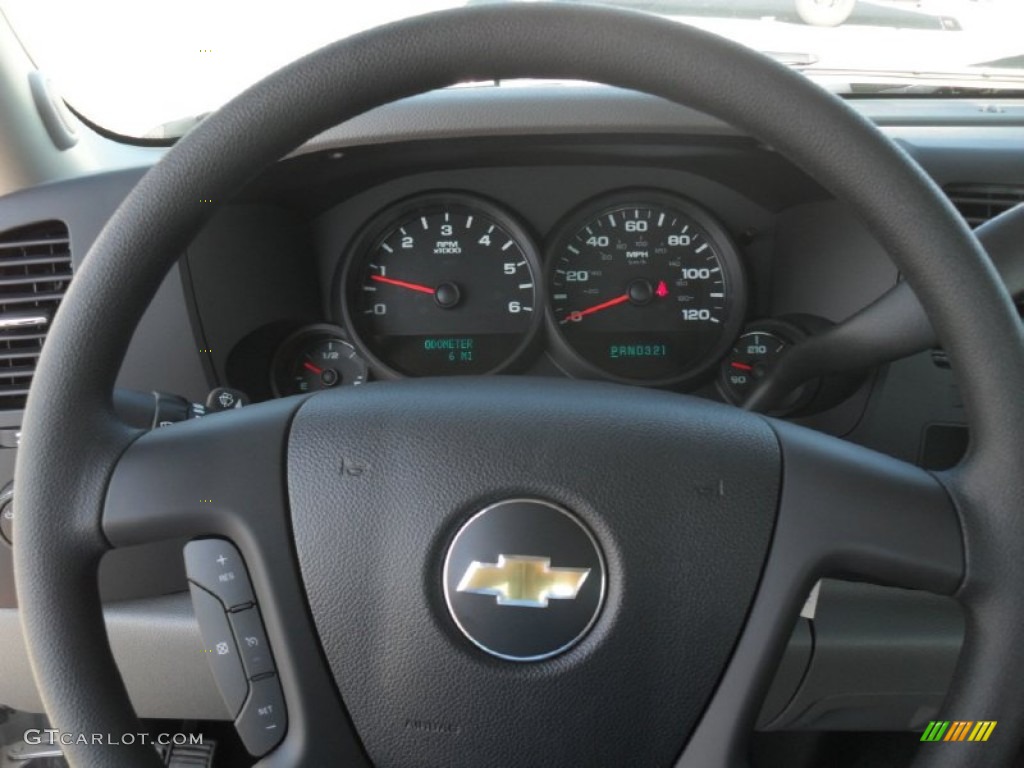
[24,729,203,747]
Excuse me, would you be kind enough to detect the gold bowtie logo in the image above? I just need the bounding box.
[456,555,590,608]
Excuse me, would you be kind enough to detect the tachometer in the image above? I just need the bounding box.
[342,194,541,377]
[547,192,746,386]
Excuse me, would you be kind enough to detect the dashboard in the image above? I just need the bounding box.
[193,126,901,429]
[333,188,743,387]
[0,84,1021,733]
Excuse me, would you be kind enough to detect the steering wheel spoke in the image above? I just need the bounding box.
[679,421,964,766]
[104,398,299,548]
[769,420,963,593]
[102,397,366,766]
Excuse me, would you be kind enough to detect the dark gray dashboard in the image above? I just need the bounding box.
[0,84,1020,730]
[191,135,895,417]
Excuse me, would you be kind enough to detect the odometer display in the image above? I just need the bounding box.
[547,193,746,385]
[343,195,541,377]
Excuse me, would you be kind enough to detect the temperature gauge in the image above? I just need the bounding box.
[272,326,368,396]
[718,323,815,413]
[719,331,788,401]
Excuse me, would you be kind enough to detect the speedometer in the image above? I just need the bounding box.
[547,192,746,386]
[341,194,542,377]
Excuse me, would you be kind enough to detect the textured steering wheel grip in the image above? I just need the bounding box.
[744,202,1024,411]
[13,5,1024,768]
[869,202,1024,353]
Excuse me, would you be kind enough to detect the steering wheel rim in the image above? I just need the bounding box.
[14,5,1024,767]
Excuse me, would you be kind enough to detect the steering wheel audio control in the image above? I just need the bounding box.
[184,540,286,757]
[189,583,248,716]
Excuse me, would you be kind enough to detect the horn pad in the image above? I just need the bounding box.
[288,378,779,767]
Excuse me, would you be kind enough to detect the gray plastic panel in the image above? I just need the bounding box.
[0,592,227,719]
[764,580,963,732]
[770,202,898,323]
[290,87,1024,158]
[849,352,963,464]
[0,578,968,732]
[0,168,210,403]
[757,618,813,728]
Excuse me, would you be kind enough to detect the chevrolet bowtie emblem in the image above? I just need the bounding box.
[456,555,590,608]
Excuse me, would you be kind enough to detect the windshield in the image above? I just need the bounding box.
[2,0,1022,138]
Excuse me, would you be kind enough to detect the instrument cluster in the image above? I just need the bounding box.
[273,188,755,397]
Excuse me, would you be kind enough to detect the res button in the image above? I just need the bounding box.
[184,539,255,609]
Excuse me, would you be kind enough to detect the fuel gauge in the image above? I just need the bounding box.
[272,326,368,397]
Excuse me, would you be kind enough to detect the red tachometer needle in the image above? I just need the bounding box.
[562,293,630,323]
[370,274,435,295]
[303,361,324,375]
[730,362,754,372]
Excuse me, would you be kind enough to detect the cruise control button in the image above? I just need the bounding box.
[184,539,254,609]
[229,606,275,679]
[189,584,248,717]
[236,674,286,757]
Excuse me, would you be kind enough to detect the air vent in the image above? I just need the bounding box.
[0,221,71,410]
[944,184,1024,229]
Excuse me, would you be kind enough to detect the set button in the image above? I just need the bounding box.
[235,675,287,758]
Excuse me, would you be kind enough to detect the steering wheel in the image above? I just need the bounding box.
[14,5,1024,767]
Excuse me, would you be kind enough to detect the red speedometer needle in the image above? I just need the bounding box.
[303,361,323,375]
[562,293,630,323]
[730,362,754,372]
[370,274,435,295]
